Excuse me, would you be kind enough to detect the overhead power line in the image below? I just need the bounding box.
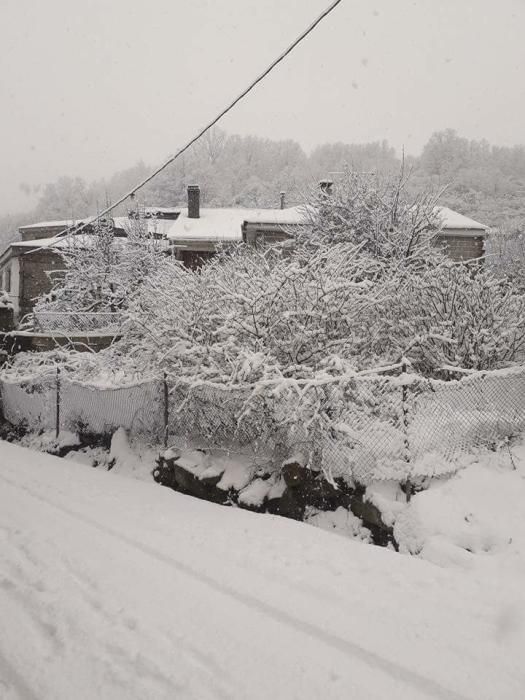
[46,0,343,246]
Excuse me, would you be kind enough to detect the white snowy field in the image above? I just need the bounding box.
[0,441,524,700]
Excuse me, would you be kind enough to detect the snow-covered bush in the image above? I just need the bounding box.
[486,225,525,291]
[117,242,386,380]
[366,263,525,374]
[37,169,525,381]
[294,168,443,265]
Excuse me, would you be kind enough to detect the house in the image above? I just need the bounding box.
[242,193,488,261]
[433,207,487,260]
[0,183,488,324]
[0,217,120,320]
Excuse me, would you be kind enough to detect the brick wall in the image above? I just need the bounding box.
[437,234,484,262]
[19,250,63,317]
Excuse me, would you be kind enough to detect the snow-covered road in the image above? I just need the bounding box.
[0,441,523,700]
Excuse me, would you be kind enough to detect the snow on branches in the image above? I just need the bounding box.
[362,263,525,374]
[34,216,167,315]
[105,169,525,382]
[294,168,444,265]
[24,169,525,397]
[119,242,384,382]
[8,169,525,483]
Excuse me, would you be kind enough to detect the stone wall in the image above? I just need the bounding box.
[153,452,393,546]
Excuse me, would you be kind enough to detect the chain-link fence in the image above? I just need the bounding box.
[1,364,524,484]
[0,372,163,442]
[32,311,124,333]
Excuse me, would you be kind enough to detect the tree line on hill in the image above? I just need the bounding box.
[2,127,525,248]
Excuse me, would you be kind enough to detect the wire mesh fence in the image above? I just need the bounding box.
[1,372,58,432]
[1,372,163,441]
[1,364,524,483]
[32,311,124,333]
[60,378,163,439]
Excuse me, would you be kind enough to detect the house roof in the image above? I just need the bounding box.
[18,218,90,231]
[1,203,487,265]
[436,207,487,231]
[8,234,170,254]
[11,206,304,246]
[126,206,307,243]
[15,205,488,237]
[11,235,104,250]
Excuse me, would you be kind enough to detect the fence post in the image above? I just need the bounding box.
[55,367,61,439]
[163,371,169,448]
[401,361,412,501]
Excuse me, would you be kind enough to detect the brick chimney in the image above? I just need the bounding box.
[280,191,286,210]
[319,179,333,196]
[187,184,200,219]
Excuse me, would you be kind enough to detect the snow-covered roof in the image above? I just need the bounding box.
[145,206,306,242]
[13,235,96,250]
[11,235,170,254]
[11,204,487,254]
[19,218,94,231]
[436,207,487,231]
[17,207,306,242]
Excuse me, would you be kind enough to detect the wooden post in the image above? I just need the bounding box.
[163,372,169,448]
[55,367,61,439]
[401,361,412,501]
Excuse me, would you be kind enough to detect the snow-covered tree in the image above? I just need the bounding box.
[35,215,167,315]
[485,225,525,291]
[110,169,525,381]
[294,168,444,265]
[369,263,525,373]
[116,241,388,383]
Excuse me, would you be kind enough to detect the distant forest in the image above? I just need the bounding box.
[3,127,525,247]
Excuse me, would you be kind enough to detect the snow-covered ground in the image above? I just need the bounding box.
[1,440,524,699]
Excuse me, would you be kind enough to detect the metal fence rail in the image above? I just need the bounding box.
[1,364,524,484]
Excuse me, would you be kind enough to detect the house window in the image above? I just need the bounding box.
[5,265,11,293]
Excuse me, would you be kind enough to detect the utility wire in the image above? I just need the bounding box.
[44,0,343,247]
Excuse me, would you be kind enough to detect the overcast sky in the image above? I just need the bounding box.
[1,0,525,215]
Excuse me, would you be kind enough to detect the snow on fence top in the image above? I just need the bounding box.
[1,364,524,484]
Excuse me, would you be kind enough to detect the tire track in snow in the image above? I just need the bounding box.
[0,471,471,700]
[0,577,63,656]
[1,509,235,700]
[58,553,234,699]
